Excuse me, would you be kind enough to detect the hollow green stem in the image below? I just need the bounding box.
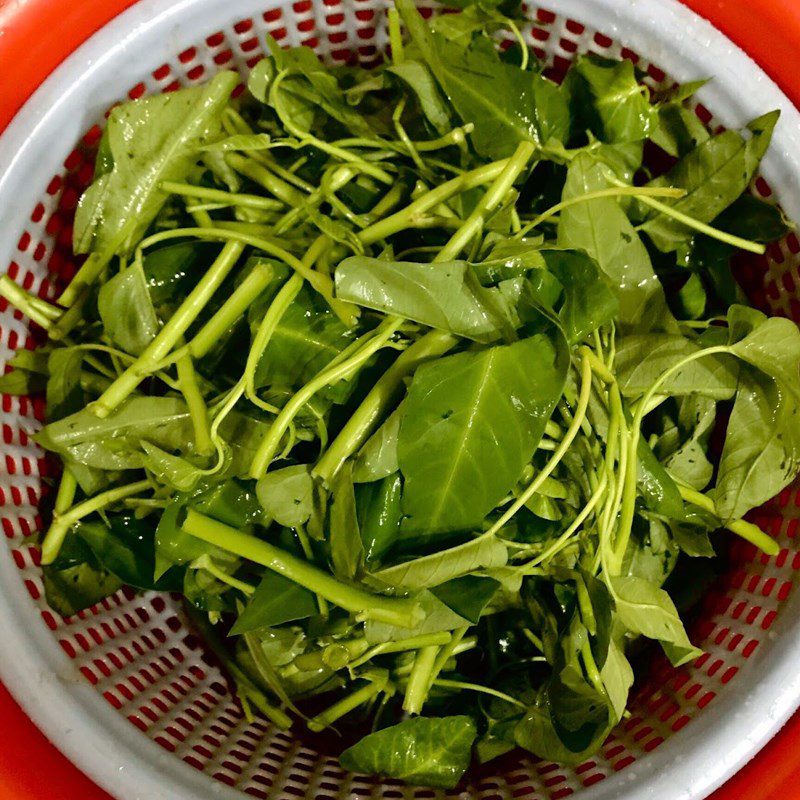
[49,288,89,341]
[188,260,274,361]
[357,158,510,245]
[519,472,608,571]
[388,6,404,64]
[676,484,780,556]
[176,352,213,456]
[161,180,283,211]
[41,479,151,565]
[226,151,304,206]
[136,226,354,325]
[612,345,732,569]
[431,679,528,709]
[486,350,593,537]
[0,276,57,329]
[636,193,766,254]
[295,523,329,617]
[347,631,453,671]
[182,510,423,627]
[39,468,78,564]
[249,316,404,477]
[436,140,536,261]
[313,329,457,486]
[515,186,686,238]
[307,672,389,732]
[91,241,244,417]
[402,645,439,715]
[192,554,255,595]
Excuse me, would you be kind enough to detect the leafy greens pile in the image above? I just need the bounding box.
[3,0,800,787]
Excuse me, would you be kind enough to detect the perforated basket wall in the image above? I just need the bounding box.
[2,2,800,799]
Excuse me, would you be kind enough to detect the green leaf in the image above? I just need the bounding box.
[622,516,679,588]
[398,0,568,158]
[76,513,180,591]
[141,441,204,492]
[330,462,365,580]
[340,716,477,789]
[251,282,355,402]
[154,501,236,579]
[610,575,701,666]
[388,61,452,135]
[542,250,619,344]
[98,263,160,355]
[715,370,800,520]
[42,561,123,617]
[357,473,403,562]
[662,395,717,491]
[398,334,567,537]
[669,510,717,557]
[557,152,673,329]
[365,590,473,643]
[46,347,85,422]
[353,408,401,483]
[256,465,314,528]
[269,45,377,138]
[335,256,519,342]
[431,574,499,623]
[650,103,710,158]
[727,305,800,400]
[143,242,216,306]
[473,237,547,285]
[374,533,507,590]
[600,637,633,720]
[615,334,738,400]
[641,111,779,252]
[230,571,317,634]
[75,71,238,257]
[35,396,270,475]
[573,55,656,143]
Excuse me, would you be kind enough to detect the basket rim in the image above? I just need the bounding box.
[2,1,800,799]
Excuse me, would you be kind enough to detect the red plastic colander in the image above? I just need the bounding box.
[2,2,800,799]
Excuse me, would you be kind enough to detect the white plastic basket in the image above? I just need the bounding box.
[2,1,800,799]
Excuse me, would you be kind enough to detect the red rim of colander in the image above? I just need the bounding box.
[1,1,800,799]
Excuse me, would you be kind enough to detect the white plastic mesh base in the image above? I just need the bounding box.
[2,3,800,799]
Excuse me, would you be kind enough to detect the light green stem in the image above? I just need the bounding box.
[91,242,244,418]
[0,276,57,329]
[176,352,213,456]
[637,193,766,254]
[347,631,453,671]
[357,159,510,245]
[307,672,389,732]
[41,479,151,565]
[313,329,458,486]
[225,151,304,206]
[613,345,732,569]
[249,317,404,477]
[676,484,780,555]
[161,180,283,211]
[188,260,275,360]
[402,645,439,715]
[515,186,686,238]
[182,510,423,627]
[435,140,536,262]
[39,468,78,564]
[431,679,527,709]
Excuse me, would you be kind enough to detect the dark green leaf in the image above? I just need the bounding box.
[230,571,317,634]
[431,574,499,623]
